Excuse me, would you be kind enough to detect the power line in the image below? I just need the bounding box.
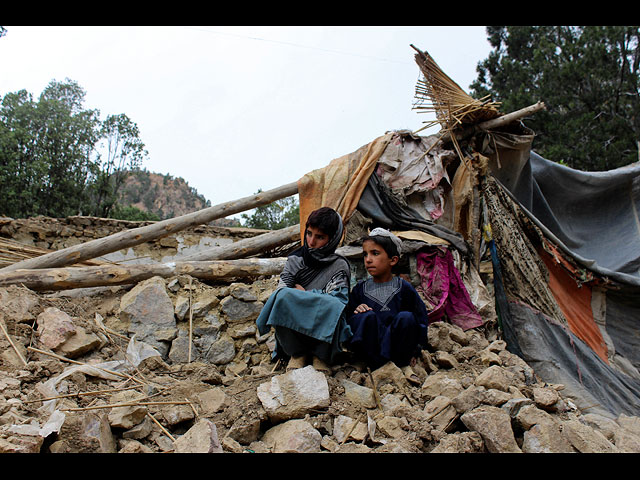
[180,26,413,65]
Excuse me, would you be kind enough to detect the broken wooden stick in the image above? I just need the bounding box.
[0,318,28,366]
[0,257,288,291]
[1,181,299,273]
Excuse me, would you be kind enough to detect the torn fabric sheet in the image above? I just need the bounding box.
[415,246,484,331]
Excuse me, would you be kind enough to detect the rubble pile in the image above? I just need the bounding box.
[2,273,640,454]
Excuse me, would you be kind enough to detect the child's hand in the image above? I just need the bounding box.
[354,304,372,314]
[295,284,305,291]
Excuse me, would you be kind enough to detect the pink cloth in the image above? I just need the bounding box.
[416,247,484,331]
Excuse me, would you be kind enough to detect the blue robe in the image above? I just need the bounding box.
[256,248,352,364]
[347,276,429,368]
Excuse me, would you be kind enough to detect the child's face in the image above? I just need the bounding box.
[362,239,398,280]
[306,225,329,249]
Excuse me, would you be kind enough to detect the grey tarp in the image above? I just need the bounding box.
[491,150,640,418]
[494,151,640,287]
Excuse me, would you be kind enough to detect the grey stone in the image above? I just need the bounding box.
[257,365,330,422]
[198,333,236,365]
[229,283,258,302]
[173,295,190,321]
[220,296,263,323]
[121,276,176,358]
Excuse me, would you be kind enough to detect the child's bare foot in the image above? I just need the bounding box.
[312,356,331,374]
[286,355,307,371]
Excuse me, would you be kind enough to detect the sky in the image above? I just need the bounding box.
[0,26,493,219]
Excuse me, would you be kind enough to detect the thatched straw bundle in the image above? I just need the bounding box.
[411,45,501,135]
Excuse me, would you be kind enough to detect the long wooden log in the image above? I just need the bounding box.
[444,101,547,144]
[181,224,300,261]
[0,258,288,291]
[0,182,299,273]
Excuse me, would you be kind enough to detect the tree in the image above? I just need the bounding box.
[471,26,640,171]
[0,79,149,219]
[241,191,299,230]
[35,79,102,216]
[88,113,148,217]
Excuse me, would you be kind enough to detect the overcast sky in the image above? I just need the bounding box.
[0,26,493,219]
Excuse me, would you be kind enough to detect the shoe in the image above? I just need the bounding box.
[286,355,307,371]
[312,356,331,374]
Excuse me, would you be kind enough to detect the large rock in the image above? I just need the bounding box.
[561,419,619,453]
[424,395,458,432]
[56,326,102,359]
[174,419,223,453]
[422,371,464,399]
[220,296,263,323]
[522,421,574,453]
[461,405,522,453]
[35,307,101,358]
[120,276,176,358]
[261,418,322,453]
[36,307,76,350]
[342,379,377,409]
[257,365,330,422]
[198,333,236,365]
[333,415,368,443]
[474,365,515,392]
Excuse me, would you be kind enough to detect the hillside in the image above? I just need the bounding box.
[117,170,238,227]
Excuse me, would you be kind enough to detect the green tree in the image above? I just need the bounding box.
[241,191,299,230]
[88,113,148,217]
[109,204,160,222]
[471,26,640,171]
[0,79,149,219]
[0,79,102,218]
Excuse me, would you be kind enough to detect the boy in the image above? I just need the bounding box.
[256,207,352,373]
[346,228,429,375]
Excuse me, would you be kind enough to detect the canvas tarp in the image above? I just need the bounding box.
[486,146,640,418]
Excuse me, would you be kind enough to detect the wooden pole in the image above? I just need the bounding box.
[180,224,300,261]
[0,258,288,291]
[0,182,299,273]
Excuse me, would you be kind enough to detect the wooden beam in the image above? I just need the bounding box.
[180,224,300,261]
[0,258,288,291]
[0,182,299,273]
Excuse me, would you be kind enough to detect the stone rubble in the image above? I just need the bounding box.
[1,272,640,454]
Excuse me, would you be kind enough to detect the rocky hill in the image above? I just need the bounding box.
[117,170,238,227]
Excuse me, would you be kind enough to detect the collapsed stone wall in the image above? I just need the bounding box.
[2,216,640,453]
[0,216,271,266]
